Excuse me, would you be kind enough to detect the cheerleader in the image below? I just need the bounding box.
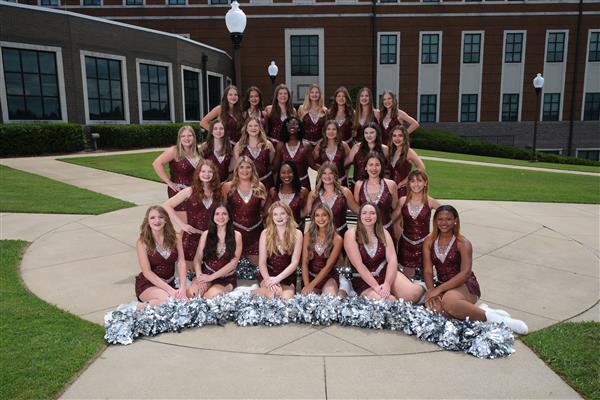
[297,84,327,145]
[312,120,350,185]
[134,206,187,306]
[423,205,528,334]
[353,87,380,142]
[345,203,424,302]
[266,160,309,232]
[327,87,354,145]
[222,157,267,266]
[152,125,201,223]
[234,117,276,191]
[379,91,420,145]
[189,204,243,299]
[242,86,266,127]
[253,202,303,299]
[274,116,313,190]
[301,204,343,295]
[346,122,389,189]
[163,159,220,270]
[388,125,425,198]
[200,85,243,143]
[199,120,233,182]
[265,84,296,143]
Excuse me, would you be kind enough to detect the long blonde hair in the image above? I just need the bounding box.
[430,205,462,241]
[229,156,267,199]
[313,162,343,199]
[355,203,386,247]
[175,125,200,161]
[237,116,271,150]
[139,206,177,251]
[405,170,430,204]
[300,84,326,117]
[265,201,297,257]
[307,203,335,260]
[353,87,376,128]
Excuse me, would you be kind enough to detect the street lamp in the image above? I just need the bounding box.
[530,73,544,162]
[225,0,246,88]
[267,60,278,100]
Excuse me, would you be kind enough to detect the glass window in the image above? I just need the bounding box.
[460,94,478,122]
[184,70,201,121]
[83,0,100,5]
[126,0,143,4]
[589,32,600,62]
[379,0,398,3]
[583,93,600,121]
[421,34,439,64]
[40,0,59,5]
[2,47,61,120]
[207,75,222,110]
[504,33,523,63]
[168,0,185,4]
[542,93,561,121]
[422,0,440,2]
[210,0,229,4]
[139,63,170,121]
[546,32,565,63]
[419,95,436,122]
[291,35,319,76]
[577,150,600,161]
[501,93,519,122]
[85,56,124,120]
[380,34,397,65]
[463,33,481,64]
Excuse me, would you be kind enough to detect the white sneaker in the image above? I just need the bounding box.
[479,303,511,317]
[485,310,529,335]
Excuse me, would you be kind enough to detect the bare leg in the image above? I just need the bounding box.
[391,273,424,303]
[138,286,170,307]
[279,284,295,300]
[401,266,416,279]
[203,284,233,299]
[360,288,383,300]
[252,283,283,298]
[440,286,484,321]
[321,278,339,296]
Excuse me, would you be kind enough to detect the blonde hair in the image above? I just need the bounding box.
[353,87,376,129]
[313,162,343,199]
[237,116,271,151]
[355,203,386,247]
[265,201,297,257]
[405,170,430,204]
[307,203,335,260]
[430,205,462,241]
[139,206,177,251]
[175,125,200,161]
[300,84,326,117]
[229,156,267,199]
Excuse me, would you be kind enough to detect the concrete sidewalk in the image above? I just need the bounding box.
[1,153,598,399]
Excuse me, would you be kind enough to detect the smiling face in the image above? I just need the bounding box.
[213,206,230,226]
[246,119,260,137]
[359,89,370,106]
[408,175,426,194]
[335,91,346,106]
[227,88,239,105]
[212,122,225,139]
[313,207,330,229]
[272,206,289,227]
[309,87,321,102]
[277,88,289,104]
[365,156,381,178]
[148,209,166,232]
[237,161,253,180]
[382,92,393,110]
[199,164,214,183]
[249,90,260,107]
[286,118,299,135]
[363,127,377,143]
[360,204,377,227]
[435,210,456,234]
[279,163,295,186]
[179,129,195,147]
[320,167,335,185]
[391,128,405,147]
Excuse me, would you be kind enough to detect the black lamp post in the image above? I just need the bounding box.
[267,60,279,101]
[531,73,545,162]
[225,1,246,88]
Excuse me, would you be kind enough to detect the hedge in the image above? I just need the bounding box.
[0,124,85,157]
[410,128,600,167]
[91,123,205,150]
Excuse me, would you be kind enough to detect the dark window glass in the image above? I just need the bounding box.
[207,75,222,111]
[583,93,600,121]
[379,0,397,2]
[291,35,319,76]
[210,0,228,4]
[463,33,481,63]
[184,70,200,121]
[85,56,124,120]
[505,33,523,63]
[589,32,600,62]
[40,0,59,5]
[168,0,185,4]
[83,0,100,5]
[419,94,437,122]
[1,47,61,120]
[542,93,561,121]
[546,32,565,63]
[126,0,144,4]
[460,94,478,122]
[139,63,170,121]
[379,34,397,65]
[577,150,600,161]
[501,94,519,121]
[421,34,439,64]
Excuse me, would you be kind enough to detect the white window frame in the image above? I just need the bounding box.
[537,148,563,155]
[284,28,325,94]
[165,0,188,5]
[206,71,224,111]
[38,0,60,6]
[541,29,569,121]
[417,31,442,123]
[80,50,130,125]
[0,41,68,123]
[136,58,175,124]
[458,30,484,122]
[581,29,600,120]
[499,30,527,122]
[461,31,483,65]
[80,0,103,5]
[181,65,204,122]
[575,147,600,160]
[122,0,145,5]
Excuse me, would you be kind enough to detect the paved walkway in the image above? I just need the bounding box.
[1,152,599,399]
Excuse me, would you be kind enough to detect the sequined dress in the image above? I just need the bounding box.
[389,152,412,198]
[206,150,232,182]
[135,245,178,300]
[260,250,296,287]
[241,145,274,191]
[270,189,305,232]
[316,145,347,185]
[380,116,400,146]
[228,188,264,256]
[281,141,311,190]
[358,179,393,232]
[302,112,325,145]
[267,113,286,143]
[398,201,431,271]
[203,249,237,288]
[430,237,480,297]
[225,114,241,144]
[168,157,198,211]
[337,117,353,144]
[312,191,348,236]
[182,192,216,261]
[352,239,387,295]
[308,242,338,290]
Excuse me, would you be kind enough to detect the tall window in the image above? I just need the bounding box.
[40,0,59,5]
[583,93,600,121]
[463,33,481,64]
[419,95,436,122]
[380,35,397,65]
[207,74,222,110]
[83,0,100,5]
[184,70,201,121]
[291,35,318,76]
[126,0,143,4]
[504,32,523,63]
[2,47,61,120]
[421,34,439,64]
[542,93,560,121]
[589,32,600,62]
[85,56,124,121]
[460,94,478,122]
[546,32,565,63]
[139,63,170,121]
[501,94,519,122]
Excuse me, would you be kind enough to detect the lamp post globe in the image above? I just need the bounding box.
[530,73,544,162]
[267,60,278,97]
[225,0,246,87]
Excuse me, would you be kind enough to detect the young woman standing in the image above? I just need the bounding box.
[297,84,327,145]
[200,85,243,144]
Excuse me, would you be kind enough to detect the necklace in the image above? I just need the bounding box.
[246,145,261,159]
[285,142,300,159]
[364,238,378,258]
[434,235,456,263]
[237,187,252,204]
[278,190,295,205]
[407,202,424,219]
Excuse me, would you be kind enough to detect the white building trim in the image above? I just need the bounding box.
[499,30,527,122]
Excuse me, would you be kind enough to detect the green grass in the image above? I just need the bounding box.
[417,149,600,173]
[523,321,600,400]
[0,240,106,400]
[0,165,134,214]
[61,151,164,183]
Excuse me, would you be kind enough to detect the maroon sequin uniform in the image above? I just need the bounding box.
[352,149,368,184]
[398,202,431,271]
[316,146,347,185]
[203,252,237,288]
[270,190,305,232]
[338,118,353,144]
[206,150,232,182]
[302,113,325,145]
[182,192,216,261]
[358,180,394,233]
[281,142,311,190]
[228,189,263,256]
[168,157,196,211]
[352,239,387,295]
[267,113,285,143]
[431,239,481,297]
[241,145,274,191]
[259,251,296,287]
[225,114,241,144]
[380,117,400,146]
[389,154,412,198]
[308,245,338,290]
[312,192,348,236]
[135,246,178,300]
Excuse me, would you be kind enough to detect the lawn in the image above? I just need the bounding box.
[523,321,600,400]
[0,165,134,214]
[0,240,106,400]
[61,151,164,183]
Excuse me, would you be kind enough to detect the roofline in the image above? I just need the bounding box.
[0,1,232,60]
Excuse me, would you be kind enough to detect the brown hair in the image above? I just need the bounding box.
[139,206,177,251]
[355,203,386,247]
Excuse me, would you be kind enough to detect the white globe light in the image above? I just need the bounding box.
[533,73,544,89]
[225,1,246,34]
[268,61,278,78]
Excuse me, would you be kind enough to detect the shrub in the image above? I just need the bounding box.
[90,123,205,150]
[0,124,85,157]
